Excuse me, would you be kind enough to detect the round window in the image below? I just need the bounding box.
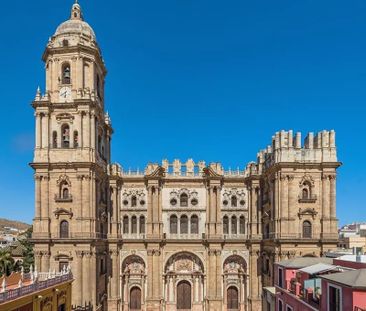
[123,200,129,206]
[223,200,228,206]
[170,198,177,206]
[140,200,145,206]
[191,198,198,206]
[240,200,245,206]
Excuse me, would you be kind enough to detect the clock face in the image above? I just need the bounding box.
[59,86,71,102]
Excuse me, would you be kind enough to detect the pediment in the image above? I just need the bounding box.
[54,207,73,219]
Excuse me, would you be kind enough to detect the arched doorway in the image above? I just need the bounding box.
[223,255,247,311]
[121,255,146,310]
[227,286,239,310]
[177,281,191,310]
[164,252,205,310]
[130,287,141,310]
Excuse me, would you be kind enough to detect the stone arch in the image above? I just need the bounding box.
[164,252,205,308]
[223,255,247,310]
[164,251,205,273]
[121,255,146,310]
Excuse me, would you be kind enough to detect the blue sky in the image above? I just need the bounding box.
[0,0,365,225]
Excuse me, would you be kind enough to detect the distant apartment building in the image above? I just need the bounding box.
[269,255,366,311]
[338,223,366,254]
[0,268,73,311]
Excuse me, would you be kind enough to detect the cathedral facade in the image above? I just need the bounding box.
[30,3,341,311]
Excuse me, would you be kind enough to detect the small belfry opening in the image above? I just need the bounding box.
[71,1,83,21]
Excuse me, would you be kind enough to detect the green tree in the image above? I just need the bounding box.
[19,227,34,273]
[0,249,14,277]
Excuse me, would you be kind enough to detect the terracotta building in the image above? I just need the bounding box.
[0,268,72,311]
[30,2,341,311]
[273,255,366,311]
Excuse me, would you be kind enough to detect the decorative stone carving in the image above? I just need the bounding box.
[222,188,246,208]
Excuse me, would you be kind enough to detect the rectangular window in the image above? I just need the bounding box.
[328,284,341,311]
[278,267,284,288]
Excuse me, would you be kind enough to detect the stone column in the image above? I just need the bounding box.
[216,186,222,235]
[215,251,222,299]
[74,251,83,306]
[147,186,153,235]
[35,113,41,149]
[34,251,42,274]
[35,175,41,219]
[169,276,174,302]
[147,250,154,299]
[91,113,96,150]
[82,252,91,304]
[280,176,288,236]
[329,175,337,233]
[287,176,295,236]
[43,252,50,273]
[194,276,199,302]
[274,176,280,237]
[256,187,262,236]
[41,113,49,149]
[111,250,120,298]
[248,248,261,310]
[321,175,330,234]
[329,175,336,219]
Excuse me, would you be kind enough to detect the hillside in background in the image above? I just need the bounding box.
[0,218,31,231]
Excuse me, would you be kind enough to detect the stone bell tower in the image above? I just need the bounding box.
[31,2,112,310]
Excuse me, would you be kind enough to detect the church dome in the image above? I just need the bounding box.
[53,3,96,42]
[55,19,96,41]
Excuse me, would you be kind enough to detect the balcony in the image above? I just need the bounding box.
[0,270,72,303]
[298,194,317,203]
[166,233,201,240]
[55,194,73,203]
[122,233,145,240]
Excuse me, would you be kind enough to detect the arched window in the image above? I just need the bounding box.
[180,215,188,234]
[231,216,237,234]
[73,131,79,148]
[170,215,178,234]
[240,216,245,234]
[302,188,309,199]
[131,216,137,234]
[59,181,70,200]
[130,287,141,310]
[52,131,58,148]
[180,193,188,207]
[223,216,229,234]
[303,221,312,238]
[123,216,129,234]
[61,124,70,148]
[131,196,137,207]
[191,215,199,234]
[62,188,69,199]
[140,216,145,234]
[62,63,71,84]
[60,220,69,238]
[227,286,239,310]
[231,196,237,207]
